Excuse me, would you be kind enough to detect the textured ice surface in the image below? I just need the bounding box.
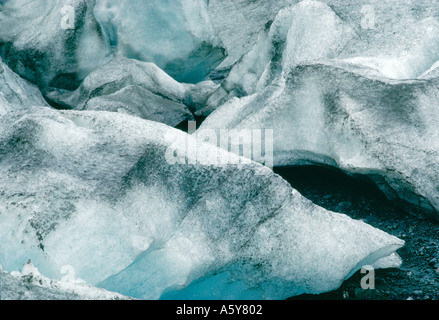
[206,0,298,69]
[202,0,439,115]
[94,0,226,83]
[0,103,403,299]
[327,0,439,80]
[207,0,439,71]
[202,1,354,114]
[0,0,110,90]
[44,56,211,126]
[420,61,439,79]
[3,0,432,300]
[0,61,49,115]
[337,17,439,80]
[101,189,402,300]
[0,261,133,300]
[199,62,439,220]
[198,0,439,220]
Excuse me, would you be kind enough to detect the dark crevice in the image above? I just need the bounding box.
[275,164,439,300]
[174,115,207,133]
[42,95,73,110]
[273,165,405,220]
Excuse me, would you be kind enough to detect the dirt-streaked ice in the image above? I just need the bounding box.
[0,103,403,299]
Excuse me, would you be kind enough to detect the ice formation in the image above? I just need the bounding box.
[0,60,50,115]
[201,0,355,114]
[198,1,439,220]
[93,0,226,83]
[206,0,439,72]
[206,0,298,69]
[0,0,225,91]
[0,261,132,300]
[202,0,439,114]
[0,99,403,299]
[7,0,439,300]
[199,61,439,219]
[44,56,211,126]
[0,0,110,90]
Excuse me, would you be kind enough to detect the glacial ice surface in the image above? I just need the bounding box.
[0,61,49,115]
[44,56,213,126]
[0,0,110,90]
[199,62,439,220]
[3,0,432,300]
[93,0,226,83]
[207,0,439,73]
[206,0,298,69]
[202,1,355,114]
[0,261,133,300]
[202,0,439,115]
[198,0,439,220]
[0,102,403,299]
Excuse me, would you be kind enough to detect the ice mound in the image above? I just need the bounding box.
[93,0,226,83]
[0,61,49,115]
[101,190,402,300]
[199,61,439,220]
[337,17,439,80]
[207,0,439,71]
[0,0,110,90]
[0,261,133,300]
[201,0,439,115]
[201,0,354,114]
[206,0,298,69]
[44,56,218,126]
[198,0,439,220]
[0,102,403,299]
[327,0,439,80]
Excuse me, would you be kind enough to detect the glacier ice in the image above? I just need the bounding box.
[201,0,439,115]
[199,61,439,220]
[0,0,226,90]
[44,56,215,126]
[93,0,226,83]
[5,0,438,300]
[0,261,133,300]
[0,101,403,299]
[0,61,50,115]
[327,0,439,80]
[197,0,439,220]
[207,0,439,72]
[337,17,439,80]
[206,0,298,69]
[0,0,110,90]
[201,0,355,114]
[100,188,403,300]
[420,61,439,79]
